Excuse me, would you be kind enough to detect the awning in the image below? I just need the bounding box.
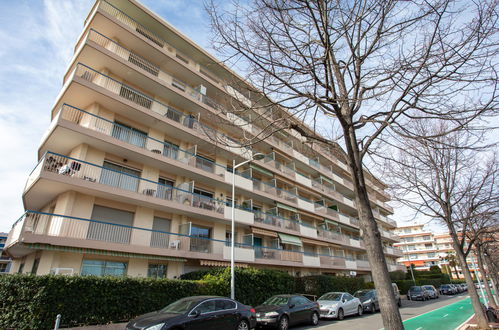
[277,202,297,213]
[25,243,187,262]
[301,237,329,246]
[251,227,278,237]
[250,164,274,177]
[200,260,248,268]
[339,223,360,233]
[278,233,302,246]
[325,219,339,227]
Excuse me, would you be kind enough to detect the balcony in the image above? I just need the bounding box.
[253,211,300,233]
[24,152,233,219]
[69,63,251,159]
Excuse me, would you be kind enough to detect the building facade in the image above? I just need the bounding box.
[4,0,403,279]
[394,224,483,279]
[0,233,12,274]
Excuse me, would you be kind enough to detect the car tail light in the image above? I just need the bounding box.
[250,308,256,314]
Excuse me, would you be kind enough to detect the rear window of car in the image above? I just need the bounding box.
[410,287,421,292]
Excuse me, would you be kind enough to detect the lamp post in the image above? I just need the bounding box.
[231,152,264,300]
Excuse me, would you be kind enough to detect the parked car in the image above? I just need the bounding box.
[392,283,402,307]
[422,285,439,299]
[460,284,468,291]
[451,284,463,294]
[407,286,430,301]
[255,294,319,330]
[318,292,363,320]
[439,284,455,295]
[354,289,379,313]
[125,296,256,330]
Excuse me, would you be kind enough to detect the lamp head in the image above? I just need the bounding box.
[252,152,265,161]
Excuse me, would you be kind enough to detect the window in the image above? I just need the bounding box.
[150,216,171,248]
[216,299,236,310]
[192,300,217,314]
[193,188,214,198]
[111,122,147,148]
[163,141,179,159]
[428,253,436,258]
[157,177,174,200]
[405,237,414,242]
[81,260,127,276]
[18,261,25,274]
[88,205,134,244]
[344,293,354,301]
[148,264,168,278]
[404,229,411,233]
[423,235,431,241]
[31,258,40,275]
[100,161,141,192]
[0,263,9,273]
[295,296,310,305]
[190,225,211,253]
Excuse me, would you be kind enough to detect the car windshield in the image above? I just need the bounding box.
[442,285,449,288]
[410,287,421,292]
[160,298,202,314]
[319,293,342,301]
[423,286,433,291]
[353,290,371,298]
[263,296,289,306]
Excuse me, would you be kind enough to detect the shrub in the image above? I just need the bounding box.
[389,270,406,281]
[0,274,203,330]
[295,275,367,298]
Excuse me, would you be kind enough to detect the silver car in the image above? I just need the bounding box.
[318,292,363,320]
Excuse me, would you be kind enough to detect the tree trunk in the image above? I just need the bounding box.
[450,236,489,328]
[343,126,403,330]
[478,246,499,307]
[483,250,499,298]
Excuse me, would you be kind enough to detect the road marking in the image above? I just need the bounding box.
[459,307,463,309]
[443,314,449,317]
[416,327,423,330]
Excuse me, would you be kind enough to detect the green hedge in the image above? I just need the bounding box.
[0,269,368,329]
[295,275,367,297]
[0,274,205,329]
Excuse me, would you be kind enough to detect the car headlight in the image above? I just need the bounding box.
[145,323,165,330]
[363,299,372,305]
[264,312,279,317]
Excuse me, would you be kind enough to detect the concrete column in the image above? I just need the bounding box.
[166,261,184,279]
[128,258,148,278]
[131,207,154,247]
[36,250,56,275]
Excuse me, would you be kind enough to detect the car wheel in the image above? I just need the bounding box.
[278,315,289,330]
[338,308,344,320]
[236,320,249,330]
[310,311,319,326]
[398,298,402,307]
[371,304,376,314]
[357,305,363,316]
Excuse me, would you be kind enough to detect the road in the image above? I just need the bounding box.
[292,293,471,330]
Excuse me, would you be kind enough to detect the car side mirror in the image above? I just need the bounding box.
[190,310,201,318]
[342,299,346,303]
[288,303,295,308]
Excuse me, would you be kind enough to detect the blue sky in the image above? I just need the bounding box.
[0,0,210,232]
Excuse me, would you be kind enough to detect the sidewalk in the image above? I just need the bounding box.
[457,314,499,329]
[64,323,126,330]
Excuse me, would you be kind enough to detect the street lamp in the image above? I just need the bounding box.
[230,152,265,300]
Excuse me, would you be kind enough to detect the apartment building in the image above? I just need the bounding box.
[393,224,439,271]
[394,224,486,279]
[0,233,12,274]
[4,0,403,279]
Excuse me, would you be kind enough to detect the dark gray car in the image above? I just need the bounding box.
[353,289,379,313]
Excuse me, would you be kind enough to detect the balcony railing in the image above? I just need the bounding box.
[253,211,300,232]
[32,152,226,215]
[72,63,251,157]
[7,211,389,270]
[57,104,226,177]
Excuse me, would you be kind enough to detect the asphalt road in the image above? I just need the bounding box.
[291,293,470,330]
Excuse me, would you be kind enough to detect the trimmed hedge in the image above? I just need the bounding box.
[0,269,368,329]
[295,275,367,297]
[0,274,205,329]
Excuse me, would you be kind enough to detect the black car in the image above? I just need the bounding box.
[439,284,455,295]
[407,286,430,301]
[255,294,320,330]
[126,296,256,330]
[353,289,379,313]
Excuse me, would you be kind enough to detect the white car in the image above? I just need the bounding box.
[318,292,363,320]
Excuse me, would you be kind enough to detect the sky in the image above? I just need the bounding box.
[0,0,442,233]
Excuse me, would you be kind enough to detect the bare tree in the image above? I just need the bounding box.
[386,121,497,328]
[206,0,498,328]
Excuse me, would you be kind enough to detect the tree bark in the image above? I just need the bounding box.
[483,249,499,297]
[343,126,403,329]
[478,245,499,307]
[450,235,489,328]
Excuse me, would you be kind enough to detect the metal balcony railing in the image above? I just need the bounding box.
[253,211,300,232]
[31,152,226,215]
[72,63,251,156]
[57,104,226,177]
